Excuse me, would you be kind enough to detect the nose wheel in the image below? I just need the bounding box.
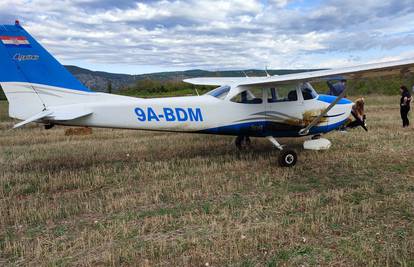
[266,136,298,167]
[278,149,298,167]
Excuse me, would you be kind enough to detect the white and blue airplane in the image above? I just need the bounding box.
[1,21,414,166]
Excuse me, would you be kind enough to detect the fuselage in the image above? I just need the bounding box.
[2,82,353,137]
[60,88,353,137]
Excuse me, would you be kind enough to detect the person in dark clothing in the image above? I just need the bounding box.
[327,79,347,96]
[346,98,367,130]
[400,85,412,128]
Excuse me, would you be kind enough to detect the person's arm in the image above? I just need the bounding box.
[402,96,408,106]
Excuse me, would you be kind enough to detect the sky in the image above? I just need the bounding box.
[1,0,414,74]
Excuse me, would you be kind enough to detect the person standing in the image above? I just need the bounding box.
[400,85,412,128]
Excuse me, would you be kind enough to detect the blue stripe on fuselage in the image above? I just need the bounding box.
[309,119,348,135]
[317,95,353,105]
[199,119,348,137]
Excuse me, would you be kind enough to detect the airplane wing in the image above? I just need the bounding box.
[239,59,414,87]
[184,59,414,87]
[183,77,265,86]
[292,59,414,135]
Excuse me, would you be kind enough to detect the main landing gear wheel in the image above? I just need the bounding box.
[235,136,251,150]
[266,136,298,167]
[278,149,298,167]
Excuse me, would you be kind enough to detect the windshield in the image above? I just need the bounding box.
[205,85,231,99]
[301,83,318,100]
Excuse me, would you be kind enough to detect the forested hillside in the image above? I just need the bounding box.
[65,65,322,92]
[0,67,413,101]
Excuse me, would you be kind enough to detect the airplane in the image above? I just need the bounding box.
[1,21,414,167]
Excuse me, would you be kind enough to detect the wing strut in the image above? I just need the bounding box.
[299,88,348,136]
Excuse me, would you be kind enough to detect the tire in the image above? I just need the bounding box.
[235,136,243,150]
[278,149,297,167]
[235,136,251,150]
[245,136,251,147]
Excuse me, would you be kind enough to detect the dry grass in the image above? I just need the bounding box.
[64,127,93,136]
[0,96,413,266]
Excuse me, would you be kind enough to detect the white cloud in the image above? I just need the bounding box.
[267,0,292,8]
[0,0,413,73]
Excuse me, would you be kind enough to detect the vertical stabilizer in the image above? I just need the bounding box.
[0,21,91,120]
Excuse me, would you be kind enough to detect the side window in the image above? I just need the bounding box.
[231,88,263,104]
[267,87,297,102]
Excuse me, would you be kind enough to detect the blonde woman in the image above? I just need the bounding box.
[346,98,367,131]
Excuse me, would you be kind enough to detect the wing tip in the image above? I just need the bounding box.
[183,78,196,84]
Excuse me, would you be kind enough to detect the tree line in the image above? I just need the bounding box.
[118,79,213,97]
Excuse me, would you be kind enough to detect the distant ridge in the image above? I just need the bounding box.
[64,65,323,92]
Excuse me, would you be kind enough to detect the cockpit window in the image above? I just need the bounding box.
[267,87,297,102]
[231,88,263,104]
[206,85,230,99]
[301,83,318,100]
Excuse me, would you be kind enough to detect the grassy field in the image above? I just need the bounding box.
[0,96,413,266]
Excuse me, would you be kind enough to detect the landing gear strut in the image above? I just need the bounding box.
[235,135,251,150]
[44,123,55,130]
[266,136,297,167]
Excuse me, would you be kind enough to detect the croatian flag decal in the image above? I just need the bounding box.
[0,36,31,47]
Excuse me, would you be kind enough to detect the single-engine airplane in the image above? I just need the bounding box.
[1,21,414,166]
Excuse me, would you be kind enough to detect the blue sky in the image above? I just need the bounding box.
[1,0,414,74]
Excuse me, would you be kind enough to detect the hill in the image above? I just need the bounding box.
[64,66,137,92]
[64,65,322,92]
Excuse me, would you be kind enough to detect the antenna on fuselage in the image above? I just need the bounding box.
[265,66,271,77]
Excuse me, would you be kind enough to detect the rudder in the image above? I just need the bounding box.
[0,21,91,120]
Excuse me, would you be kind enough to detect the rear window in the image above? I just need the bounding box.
[206,85,231,99]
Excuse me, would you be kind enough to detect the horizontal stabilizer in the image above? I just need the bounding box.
[48,107,92,121]
[13,110,53,129]
[13,106,93,128]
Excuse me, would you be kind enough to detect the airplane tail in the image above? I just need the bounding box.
[0,21,92,121]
